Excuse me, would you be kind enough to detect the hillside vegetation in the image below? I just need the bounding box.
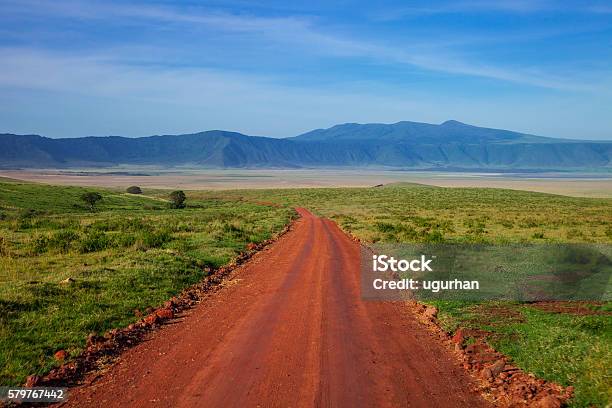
[2,120,611,170]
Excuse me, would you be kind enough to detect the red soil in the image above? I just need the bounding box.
[60,208,488,407]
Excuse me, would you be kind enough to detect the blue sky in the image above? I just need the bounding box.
[0,0,611,139]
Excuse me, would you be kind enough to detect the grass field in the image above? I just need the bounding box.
[1,180,610,406]
[193,184,612,407]
[194,183,612,244]
[0,180,293,386]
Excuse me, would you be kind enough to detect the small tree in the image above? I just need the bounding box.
[126,186,143,194]
[81,192,102,211]
[169,190,186,209]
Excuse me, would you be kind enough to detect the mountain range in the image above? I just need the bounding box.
[1,120,611,171]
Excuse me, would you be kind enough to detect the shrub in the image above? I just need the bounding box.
[169,191,186,209]
[48,230,79,253]
[137,230,172,249]
[126,186,143,194]
[30,235,50,254]
[79,231,111,253]
[111,233,137,248]
[81,192,103,211]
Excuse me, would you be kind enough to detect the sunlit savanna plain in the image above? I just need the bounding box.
[1,179,611,406]
[193,184,612,407]
[0,179,293,385]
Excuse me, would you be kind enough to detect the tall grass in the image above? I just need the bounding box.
[191,184,612,244]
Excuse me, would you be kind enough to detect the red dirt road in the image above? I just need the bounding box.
[62,209,489,407]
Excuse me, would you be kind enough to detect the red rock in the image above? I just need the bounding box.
[451,328,465,345]
[54,350,68,361]
[465,344,477,354]
[534,395,561,408]
[423,306,438,319]
[487,360,506,378]
[247,242,257,251]
[25,375,40,387]
[156,308,174,320]
[143,314,160,325]
[508,396,526,407]
[481,367,493,381]
[106,328,119,338]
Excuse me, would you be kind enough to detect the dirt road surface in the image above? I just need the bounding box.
[61,209,489,407]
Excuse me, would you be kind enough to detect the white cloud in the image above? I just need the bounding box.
[0,0,601,91]
[1,1,610,139]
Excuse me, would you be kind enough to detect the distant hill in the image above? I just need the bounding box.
[1,121,611,170]
[292,120,553,144]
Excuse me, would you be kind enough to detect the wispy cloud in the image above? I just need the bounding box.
[0,0,309,33]
[1,0,610,139]
[0,47,441,137]
[0,0,601,92]
[371,0,580,20]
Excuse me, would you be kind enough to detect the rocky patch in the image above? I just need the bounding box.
[410,301,573,407]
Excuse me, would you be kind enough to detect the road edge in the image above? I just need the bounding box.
[331,219,573,407]
[23,209,301,390]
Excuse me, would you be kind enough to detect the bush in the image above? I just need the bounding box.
[48,230,79,253]
[138,230,172,249]
[79,231,111,253]
[30,235,50,254]
[169,191,186,209]
[81,192,102,211]
[126,186,142,194]
[111,233,137,248]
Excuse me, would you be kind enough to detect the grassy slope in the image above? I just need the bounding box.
[193,184,612,407]
[0,181,293,385]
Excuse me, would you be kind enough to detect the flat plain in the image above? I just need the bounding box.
[2,169,612,197]
[0,172,610,406]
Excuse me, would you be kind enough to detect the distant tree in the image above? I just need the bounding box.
[81,192,102,211]
[169,190,186,209]
[126,186,143,194]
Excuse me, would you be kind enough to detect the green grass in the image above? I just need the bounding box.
[1,181,611,405]
[0,181,293,385]
[193,183,612,244]
[432,301,611,407]
[192,184,612,407]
